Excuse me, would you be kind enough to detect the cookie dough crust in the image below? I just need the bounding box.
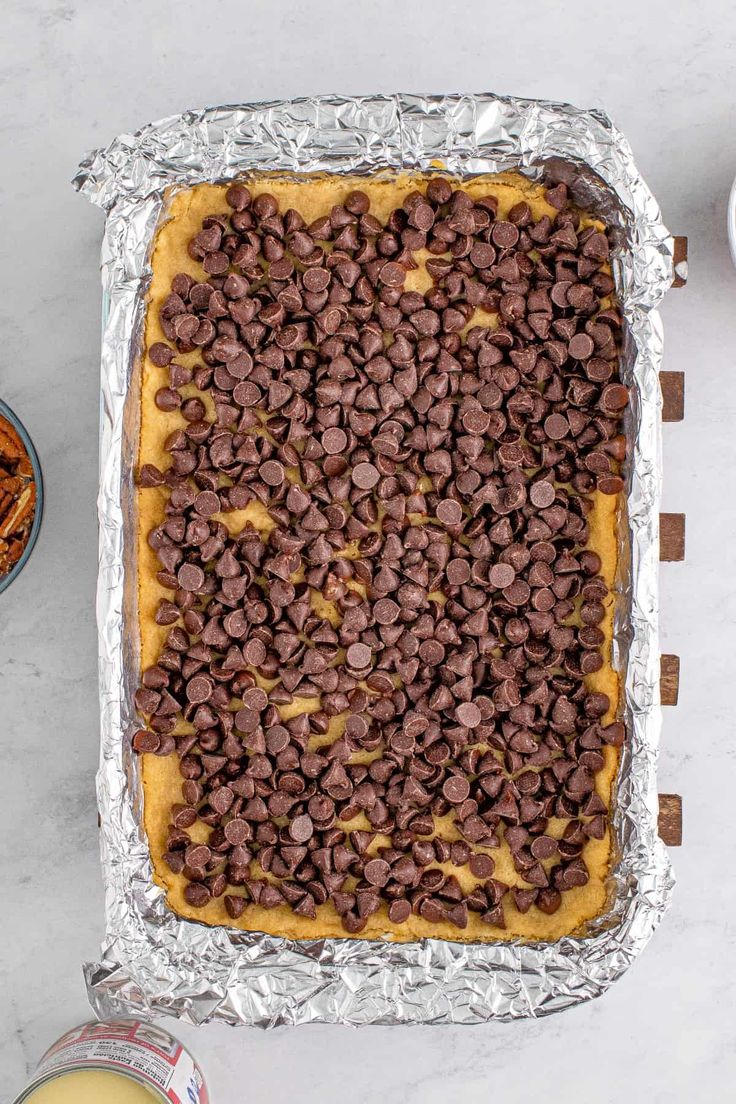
[138,174,621,943]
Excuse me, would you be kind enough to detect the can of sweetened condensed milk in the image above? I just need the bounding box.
[12,1020,209,1104]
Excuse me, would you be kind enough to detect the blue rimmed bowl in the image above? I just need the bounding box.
[0,400,43,595]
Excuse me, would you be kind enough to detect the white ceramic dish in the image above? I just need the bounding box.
[728,175,736,267]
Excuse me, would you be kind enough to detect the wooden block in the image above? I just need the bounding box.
[658,794,683,846]
[661,371,684,422]
[660,654,680,705]
[672,236,688,287]
[660,513,685,561]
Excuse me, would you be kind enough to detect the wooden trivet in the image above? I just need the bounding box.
[655,244,685,845]
[660,654,680,706]
[657,794,683,846]
[671,236,688,288]
[660,513,685,562]
[661,371,684,422]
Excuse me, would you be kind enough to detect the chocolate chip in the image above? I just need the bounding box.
[364,858,391,886]
[388,899,412,923]
[597,474,625,495]
[184,883,211,908]
[455,701,481,728]
[373,598,400,624]
[224,819,250,845]
[379,262,406,287]
[569,333,595,360]
[243,639,267,666]
[260,460,284,486]
[529,480,556,508]
[436,499,463,526]
[544,413,569,440]
[346,642,372,668]
[322,427,348,455]
[468,853,494,878]
[225,894,247,919]
[132,729,160,753]
[442,775,471,803]
[289,814,314,843]
[186,675,214,704]
[489,563,516,589]
[536,888,562,914]
[155,387,182,412]
[194,490,220,517]
[352,462,380,490]
[446,558,471,585]
[149,342,174,367]
[177,563,205,591]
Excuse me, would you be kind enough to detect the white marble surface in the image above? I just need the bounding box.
[1,0,735,1099]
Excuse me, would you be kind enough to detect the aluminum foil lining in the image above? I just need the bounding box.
[74,93,675,1026]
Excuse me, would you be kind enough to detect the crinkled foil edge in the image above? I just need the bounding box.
[74,94,674,1025]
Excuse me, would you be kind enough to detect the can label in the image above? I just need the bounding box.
[27,1020,209,1104]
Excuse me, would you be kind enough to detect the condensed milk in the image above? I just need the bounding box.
[12,1020,208,1104]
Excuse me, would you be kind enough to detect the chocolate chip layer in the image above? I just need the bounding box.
[136,174,626,940]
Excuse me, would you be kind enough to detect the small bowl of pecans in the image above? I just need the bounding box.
[0,400,43,594]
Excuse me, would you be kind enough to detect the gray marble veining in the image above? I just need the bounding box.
[1,0,734,1100]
